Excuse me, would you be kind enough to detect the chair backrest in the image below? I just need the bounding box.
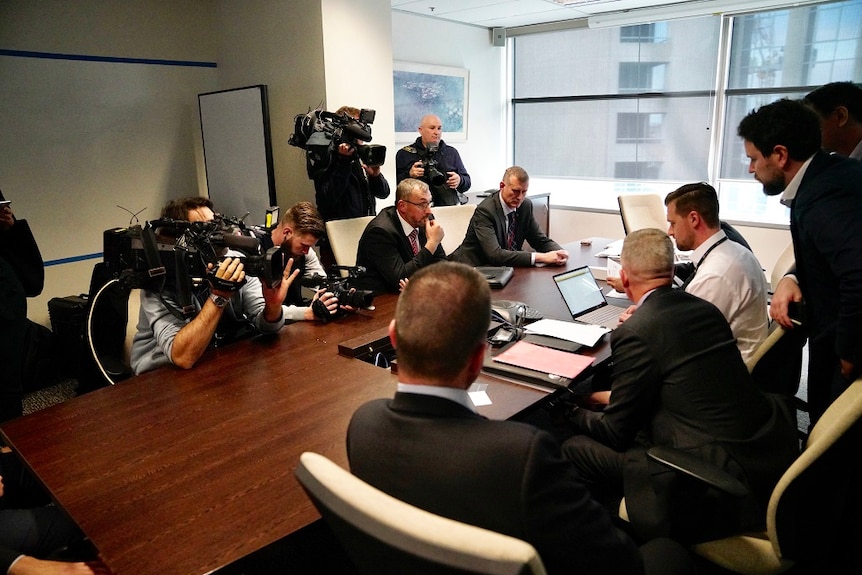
[326,216,374,269]
[771,241,795,293]
[767,378,862,563]
[86,277,135,385]
[433,203,477,254]
[617,194,667,234]
[295,452,547,575]
[746,322,805,397]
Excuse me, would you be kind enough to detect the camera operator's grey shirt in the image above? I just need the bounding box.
[130,276,284,375]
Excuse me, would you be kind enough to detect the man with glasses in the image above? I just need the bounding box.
[355,178,446,294]
[450,166,568,267]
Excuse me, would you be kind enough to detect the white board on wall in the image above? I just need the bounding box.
[198,85,276,226]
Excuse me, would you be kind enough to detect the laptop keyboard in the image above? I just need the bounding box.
[578,305,622,327]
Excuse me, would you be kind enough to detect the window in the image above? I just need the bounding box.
[510,0,862,224]
[616,112,664,142]
[620,23,668,43]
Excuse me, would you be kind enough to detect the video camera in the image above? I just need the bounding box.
[421,142,447,187]
[301,266,374,322]
[103,214,288,318]
[288,108,386,179]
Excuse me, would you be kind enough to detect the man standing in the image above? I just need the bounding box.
[395,114,471,206]
[0,191,43,423]
[355,179,446,294]
[738,98,862,424]
[450,166,568,267]
[347,262,690,575]
[130,197,297,375]
[562,229,798,543]
[664,182,768,363]
[804,82,862,161]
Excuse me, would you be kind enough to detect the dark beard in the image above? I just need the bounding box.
[761,177,786,197]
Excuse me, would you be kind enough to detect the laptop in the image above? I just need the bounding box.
[552,266,623,330]
[476,266,513,289]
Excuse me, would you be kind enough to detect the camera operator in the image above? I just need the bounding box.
[395,114,471,206]
[269,201,345,322]
[130,197,299,376]
[313,105,391,225]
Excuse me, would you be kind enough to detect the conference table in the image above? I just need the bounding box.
[0,238,621,575]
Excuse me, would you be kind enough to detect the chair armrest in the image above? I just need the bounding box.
[647,446,750,497]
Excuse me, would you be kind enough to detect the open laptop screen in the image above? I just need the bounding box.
[553,266,608,317]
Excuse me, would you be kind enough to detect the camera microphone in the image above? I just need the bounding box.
[220,234,261,253]
[342,123,372,142]
[300,274,328,288]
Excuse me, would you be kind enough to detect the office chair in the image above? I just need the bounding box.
[746,323,805,398]
[644,377,862,574]
[617,194,667,234]
[325,216,374,272]
[770,241,796,294]
[86,276,138,385]
[433,203,476,254]
[294,452,548,575]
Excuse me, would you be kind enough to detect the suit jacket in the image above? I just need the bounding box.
[450,192,561,267]
[354,205,446,294]
[571,287,799,540]
[347,393,644,575]
[791,151,862,369]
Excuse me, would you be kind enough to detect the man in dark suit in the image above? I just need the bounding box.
[348,261,696,575]
[354,178,446,294]
[738,98,862,425]
[450,166,568,267]
[562,229,798,544]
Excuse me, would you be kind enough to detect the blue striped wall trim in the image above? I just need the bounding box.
[0,49,217,68]
[45,253,103,267]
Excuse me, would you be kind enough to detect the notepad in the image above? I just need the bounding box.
[492,341,594,379]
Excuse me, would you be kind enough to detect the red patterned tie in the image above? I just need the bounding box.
[409,228,420,256]
[506,212,517,250]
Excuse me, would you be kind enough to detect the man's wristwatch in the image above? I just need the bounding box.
[209,293,230,308]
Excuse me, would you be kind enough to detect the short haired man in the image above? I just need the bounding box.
[347,262,682,575]
[738,98,862,425]
[395,114,471,206]
[562,229,798,543]
[354,178,446,294]
[130,197,298,375]
[664,182,768,362]
[268,201,341,322]
[804,81,862,160]
[450,166,568,267]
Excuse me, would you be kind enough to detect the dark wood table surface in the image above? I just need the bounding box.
[0,238,620,575]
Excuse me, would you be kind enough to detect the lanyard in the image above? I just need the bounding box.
[682,237,728,288]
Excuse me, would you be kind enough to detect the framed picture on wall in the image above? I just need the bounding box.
[393,61,469,142]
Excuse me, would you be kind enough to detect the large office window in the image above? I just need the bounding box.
[511,0,862,225]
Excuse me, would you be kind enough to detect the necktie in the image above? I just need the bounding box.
[408,228,420,256]
[506,212,517,250]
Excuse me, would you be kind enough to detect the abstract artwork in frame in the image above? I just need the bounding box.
[393,61,468,142]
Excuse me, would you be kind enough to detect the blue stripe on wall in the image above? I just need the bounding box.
[0,49,217,68]
[45,253,103,267]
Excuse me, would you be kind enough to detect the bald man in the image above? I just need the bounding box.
[395,114,471,206]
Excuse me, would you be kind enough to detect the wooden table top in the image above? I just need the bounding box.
[0,238,619,575]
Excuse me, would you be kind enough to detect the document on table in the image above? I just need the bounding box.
[595,239,623,258]
[492,341,594,379]
[525,318,609,347]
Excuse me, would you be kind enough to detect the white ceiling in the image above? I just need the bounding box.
[390,0,714,29]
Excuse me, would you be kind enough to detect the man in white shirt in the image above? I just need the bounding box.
[665,182,768,363]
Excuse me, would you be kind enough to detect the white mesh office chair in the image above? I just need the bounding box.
[295,452,548,575]
[325,216,374,270]
[617,194,667,234]
[433,203,477,254]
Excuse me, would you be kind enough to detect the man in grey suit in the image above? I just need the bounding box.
[450,166,568,267]
[562,229,798,544]
[347,261,696,575]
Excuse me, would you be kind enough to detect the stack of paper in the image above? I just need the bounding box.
[492,341,594,379]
